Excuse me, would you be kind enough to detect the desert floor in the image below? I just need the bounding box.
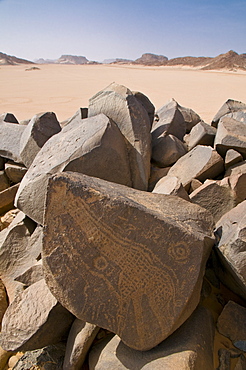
[1,64,246,123]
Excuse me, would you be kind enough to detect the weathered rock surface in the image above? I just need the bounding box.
[214,116,246,158]
[217,301,246,351]
[225,160,246,204]
[225,149,243,170]
[178,103,201,133]
[15,113,132,224]
[0,183,19,215]
[0,112,18,124]
[88,82,151,190]
[0,279,74,352]
[148,165,170,191]
[152,99,186,141]
[214,201,246,300]
[185,121,216,150]
[167,145,224,191]
[190,178,236,223]
[63,320,100,370]
[0,279,8,325]
[132,91,155,126]
[0,171,9,192]
[152,175,190,201]
[4,160,27,183]
[12,343,66,370]
[15,260,43,287]
[211,99,246,128]
[19,112,61,168]
[151,133,187,167]
[89,306,214,370]
[0,121,25,163]
[43,172,214,351]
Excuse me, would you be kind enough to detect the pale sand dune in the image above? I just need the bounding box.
[0,64,246,123]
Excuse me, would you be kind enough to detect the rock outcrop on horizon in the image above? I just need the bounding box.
[135,53,168,65]
[0,52,34,66]
[0,89,246,369]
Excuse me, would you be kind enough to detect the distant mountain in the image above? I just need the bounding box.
[110,58,134,64]
[201,50,246,71]
[34,58,56,64]
[135,53,168,65]
[166,56,212,68]
[57,55,89,64]
[0,52,34,65]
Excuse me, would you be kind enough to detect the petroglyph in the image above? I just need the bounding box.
[43,172,214,350]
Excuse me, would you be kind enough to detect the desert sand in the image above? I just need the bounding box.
[0,64,246,123]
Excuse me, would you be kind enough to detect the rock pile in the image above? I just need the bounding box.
[0,85,245,369]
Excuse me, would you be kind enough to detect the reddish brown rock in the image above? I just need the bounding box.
[43,172,214,351]
[0,183,19,215]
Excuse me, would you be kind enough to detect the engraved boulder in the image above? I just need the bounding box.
[43,172,214,351]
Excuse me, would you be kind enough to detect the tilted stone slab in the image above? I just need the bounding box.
[185,121,216,150]
[152,176,190,201]
[89,306,214,370]
[0,279,74,352]
[0,183,19,215]
[43,172,214,351]
[214,116,246,158]
[214,201,246,300]
[177,103,201,133]
[211,99,246,128]
[225,161,246,204]
[151,133,187,167]
[152,99,186,141]
[225,149,243,170]
[0,121,25,163]
[132,91,155,127]
[88,83,151,190]
[167,145,224,191]
[15,113,132,225]
[19,112,61,168]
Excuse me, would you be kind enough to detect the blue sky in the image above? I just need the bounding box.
[0,0,245,62]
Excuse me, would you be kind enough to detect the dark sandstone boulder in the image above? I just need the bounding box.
[132,91,155,127]
[0,121,26,163]
[15,113,132,225]
[43,172,214,351]
[0,113,18,124]
[151,133,187,167]
[185,121,216,150]
[211,99,246,128]
[4,160,27,183]
[225,149,243,170]
[88,82,151,190]
[19,112,61,168]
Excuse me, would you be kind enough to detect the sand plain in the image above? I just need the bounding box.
[0,64,246,123]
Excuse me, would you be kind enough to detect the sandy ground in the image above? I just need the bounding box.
[0,64,246,123]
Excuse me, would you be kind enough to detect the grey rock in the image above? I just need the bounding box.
[4,160,27,183]
[148,165,170,191]
[211,99,246,128]
[217,301,246,352]
[12,343,66,370]
[0,279,8,324]
[15,113,132,225]
[185,121,216,150]
[61,108,88,128]
[153,99,186,141]
[0,113,18,124]
[19,112,61,168]
[88,82,151,190]
[0,121,25,163]
[177,104,201,133]
[189,178,203,193]
[167,145,224,191]
[15,260,43,287]
[89,306,214,370]
[152,175,190,201]
[214,201,246,300]
[0,279,74,352]
[0,183,19,215]
[217,348,231,370]
[43,172,214,351]
[132,91,155,126]
[151,133,187,167]
[214,115,246,158]
[225,161,246,204]
[225,149,243,170]
[0,171,9,192]
[63,320,100,370]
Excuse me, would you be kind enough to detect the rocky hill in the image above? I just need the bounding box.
[201,50,246,71]
[135,53,168,65]
[0,52,34,65]
[56,55,89,64]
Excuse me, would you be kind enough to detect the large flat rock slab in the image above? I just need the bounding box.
[43,172,214,351]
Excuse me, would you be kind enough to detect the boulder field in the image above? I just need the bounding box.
[0,84,245,369]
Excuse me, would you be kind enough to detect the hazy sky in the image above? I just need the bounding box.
[1,0,245,62]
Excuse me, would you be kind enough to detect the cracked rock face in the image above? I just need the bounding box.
[43,172,214,351]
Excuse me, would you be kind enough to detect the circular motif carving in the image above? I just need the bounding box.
[167,243,190,263]
[93,256,108,271]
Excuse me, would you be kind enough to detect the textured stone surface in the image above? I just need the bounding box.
[0,171,9,192]
[0,208,19,231]
[152,99,186,141]
[15,113,132,225]
[0,183,19,215]
[19,112,61,167]
[12,343,66,370]
[132,91,155,126]
[151,133,187,167]
[225,149,243,170]
[152,175,190,201]
[225,161,246,204]
[88,82,151,190]
[167,145,224,190]
[5,161,27,183]
[15,261,43,287]
[185,121,216,150]
[217,301,246,351]
[0,121,25,163]
[0,279,74,352]
[211,99,246,127]
[63,320,100,370]
[190,178,236,223]
[43,172,214,351]
[148,165,170,191]
[178,103,201,133]
[89,306,214,370]
[215,201,246,300]
[214,116,246,158]
[0,278,8,324]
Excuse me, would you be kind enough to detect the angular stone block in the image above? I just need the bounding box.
[151,133,187,167]
[152,176,190,201]
[225,149,243,170]
[211,99,246,128]
[0,183,19,215]
[0,121,25,163]
[4,161,27,183]
[43,172,214,351]
[185,121,216,150]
